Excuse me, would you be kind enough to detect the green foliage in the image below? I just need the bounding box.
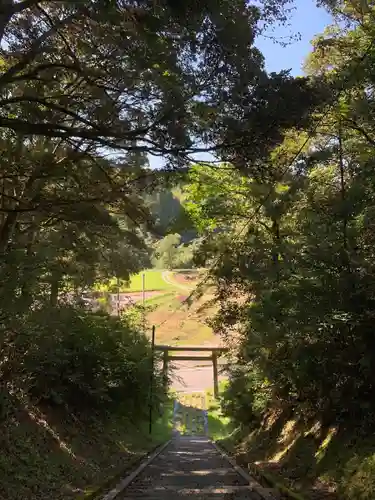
[97,270,175,293]
[4,306,164,418]
[221,366,273,427]
[0,1,335,497]
[178,0,375,449]
[0,0,302,177]
[153,233,181,269]
[173,243,195,269]
[146,189,183,233]
[0,0,308,319]
[185,3,375,432]
[152,233,195,269]
[205,150,375,425]
[184,163,253,234]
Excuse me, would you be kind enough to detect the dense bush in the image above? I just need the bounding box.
[221,365,273,427]
[1,306,163,418]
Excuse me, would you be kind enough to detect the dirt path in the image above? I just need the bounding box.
[171,361,227,393]
[161,271,194,291]
[119,436,266,499]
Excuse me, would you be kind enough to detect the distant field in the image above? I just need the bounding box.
[123,270,174,292]
[146,291,219,346]
[95,269,218,348]
[95,270,175,292]
[96,269,205,293]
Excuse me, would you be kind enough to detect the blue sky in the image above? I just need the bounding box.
[257,0,332,75]
[149,0,332,169]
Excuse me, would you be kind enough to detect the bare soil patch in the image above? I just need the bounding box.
[172,270,201,286]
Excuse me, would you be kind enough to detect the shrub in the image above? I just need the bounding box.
[9,306,163,418]
[221,364,272,427]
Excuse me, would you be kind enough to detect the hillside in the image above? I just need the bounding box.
[218,410,375,500]
[146,287,219,347]
[97,269,220,347]
[0,307,172,500]
[1,392,172,500]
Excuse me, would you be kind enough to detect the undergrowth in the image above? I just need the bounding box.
[0,391,173,500]
[0,305,171,499]
[219,411,375,500]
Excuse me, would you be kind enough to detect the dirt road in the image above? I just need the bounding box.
[171,360,227,393]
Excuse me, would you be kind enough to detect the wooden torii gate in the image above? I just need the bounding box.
[155,345,228,398]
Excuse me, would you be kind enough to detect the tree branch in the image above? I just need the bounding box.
[0,95,105,132]
[7,62,81,83]
[13,0,41,14]
[0,117,145,149]
[0,1,14,42]
[0,12,77,86]
[343,118,375,148]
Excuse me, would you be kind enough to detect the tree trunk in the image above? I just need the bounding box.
[272,218,281,280]
[0,212,19,253]
[50,276,60,306]
[0,1,13,43]
[20,227,36,307]
[0,164,48,253]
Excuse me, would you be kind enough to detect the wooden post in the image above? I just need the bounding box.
[163,349,169,392]
[212,351,219,399]
[148,325,156,435]
[142,272,146,332]
[117,276,120,316]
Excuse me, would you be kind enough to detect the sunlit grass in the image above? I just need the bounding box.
[95,270,176,292]
[173,388,231,440]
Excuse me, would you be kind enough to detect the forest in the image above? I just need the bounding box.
[1,0,375,499]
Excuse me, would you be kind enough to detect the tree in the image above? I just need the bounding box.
[185,105,375,425]
[146,188,183,233]
[0,0,339,426]
[181,1,375,427]
[0,0,325,261]
[0,1,298,153]
[154,233,181,269]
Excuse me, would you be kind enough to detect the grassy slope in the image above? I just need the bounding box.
[204,386,233,441]
[95,269,202,293]
[95,269,218,346]
[96,270,175,293]
[218,410,375,500]
[124,270,174,292]
[1,392,172,500]
[146,292,218,346]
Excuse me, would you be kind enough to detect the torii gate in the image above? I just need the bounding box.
[155,345,229,398]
